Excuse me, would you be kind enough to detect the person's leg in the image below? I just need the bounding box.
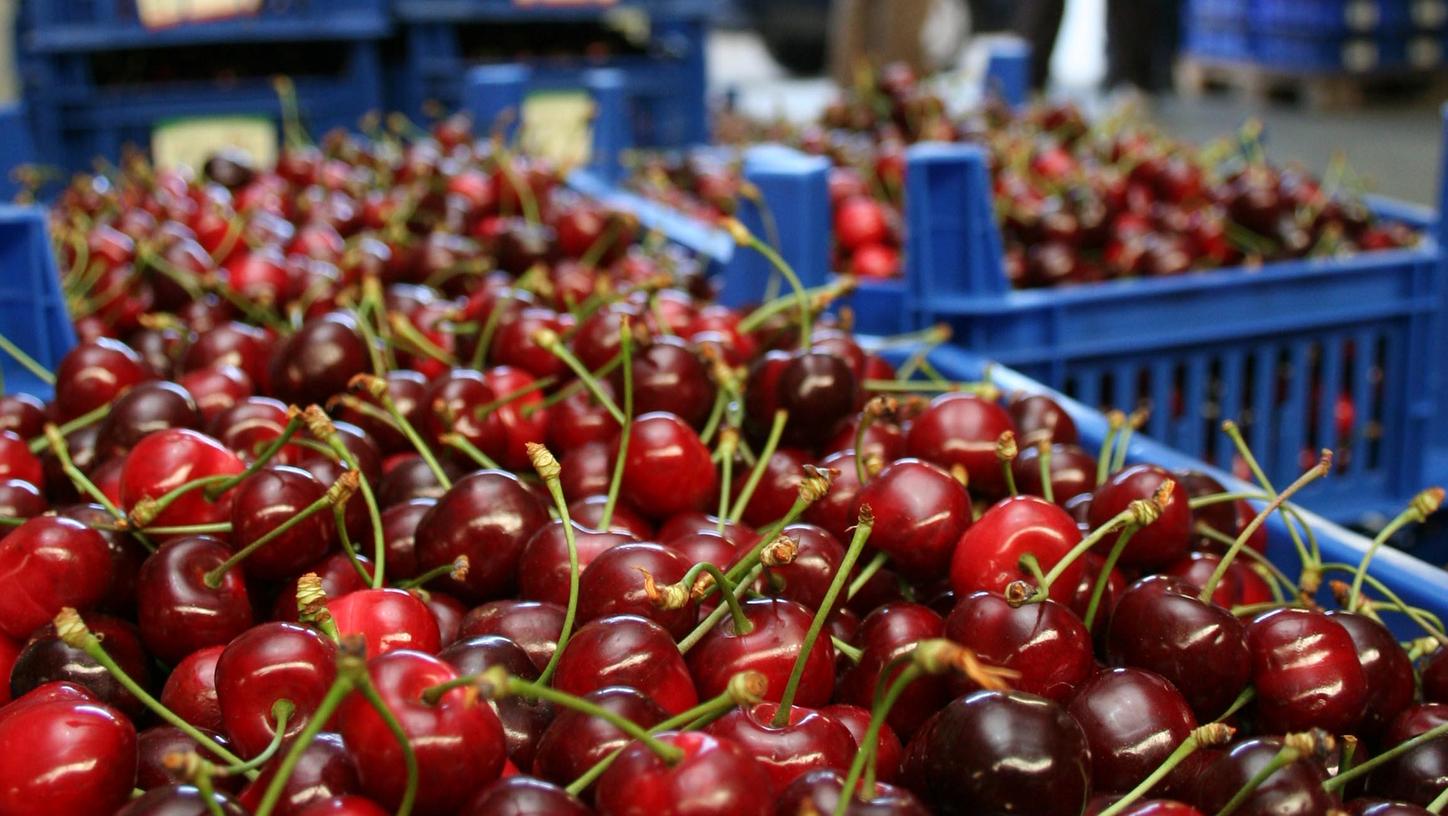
[881,0,933,74]
[829,0,871,87]
[1013,0,1066,89]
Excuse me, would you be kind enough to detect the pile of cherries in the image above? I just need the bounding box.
[1,112,1446,816]
[638,64,1418,288]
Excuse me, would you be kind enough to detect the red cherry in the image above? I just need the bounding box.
[859,458,972,578]
[328,588,442,659]
[1366,704,1448,805]
[906,393,1016,498]
[1192,736,1339,815]
[238,731,361,815]
[615,412,717,520]
[0,430,43,488]
[136,725,238,792]
[836,602,947,739]
[765,523,845,610]
[1246,608,1368,735]
[1088,465,1191,569]
[1009,394,1080,446]
[0,515,112,639]
[136,536,254,664]
[161,644,226,732]
[414,470,549,602]
[951,495,1083,605]
[459,600,565,674]
[461,777,591,816]
[295,796,390,816]
[554,615,698,715]
[120,428,245,529]
[480,366,551,472]
[216,622,339,757]
[54,338,153,422]
[118,784,248,814]
[178,365,253,422]
[268,312,368,407]
[1328,612,1415,742]
[517,520,635,605]
[577,541,695,637]
[627,336,716,429]
[207,397,302,464]
[438,634,552,771]
[594,730,775,816]
[228,465,334,580]
[532,685,668,787]
[0,698,137,816]
[1068,668,1197,794]
[835,196,891,250]
[944,591,1094,702]
[689,597,834,710]
[10,613,150,719]
[777,769,929,815]
[705,702,855,794]
[731,448,810,528]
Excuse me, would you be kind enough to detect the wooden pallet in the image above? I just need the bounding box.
[1176,56,1448,109]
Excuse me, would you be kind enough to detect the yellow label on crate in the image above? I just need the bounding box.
[138,0,263,28]
[521,92,595,168]
[152,116,278,174]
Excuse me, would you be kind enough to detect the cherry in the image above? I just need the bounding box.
[577,541,695,637]
[120,428,245,529]
[96,380,203,460]
[238,731,361,815]
[268,312,368,407]
[837,603,948,738]
[559,440,614,501]
[1106,575,1251,722]
[337,650,507,815]
[182,321,274,390]
[858,459,971,578]
[1422,648,1448,704]
[1192,736,1340,815]
[1009,394,1079,446]
[161,645,226,731]
[419,369,506,463]
[1015,443,1097,504]
[338,369,428,455]
[0,392,47,438]
[532,684,668,786]
[207,397,300,464]
[706,701,855,794]
[1088,465,1191,569]
[459,600,565,673]
[1366,704,1448,806]
[804,449,865,542]
[229,465,334,580]
[328,588,441,659]
[0,697,137,816]
[1068,668,1197,795]
[517,520,635,605]
[906,393,1016,498]
[778,770,929,815]
[731,448,811,528]
[1327,611,1415,742]
[216,621,338,757]
[594,730,775,816]
[823,703,904,782]
[54,337,153,421]
[178,365,253,421]
[0,515,112,639]
[903,691,1091,816]
[295,796,391,816]
[951,495,1083,605]
[10,613,150,719]
[415,469,549,601]
[615,412,717,520]
[136,536,254,664]
[0,430,43,487]
[765,523,845,610]
[554,614,698,716]
[1345,802,1435,816]
[548,380,619,451]
[943,591,1094,702]
[689,597,834,710]
[374,498,433,581]
[117,784,248,815]
[771,351,859,448]
[480,366,551,472]
[463,776,591,815]
[438,634,552,770]
[1085,798,1206,815]
[1246,608,1368,735]
[627,336,716,428]
[1161,551,1269,609]
[136,725,239,791]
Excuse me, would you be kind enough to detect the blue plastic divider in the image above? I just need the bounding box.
[720,147,832,308]
[881,342,1448,642]
[983,38,1032,108]
[0,205,74,399]
[0,104,37,203]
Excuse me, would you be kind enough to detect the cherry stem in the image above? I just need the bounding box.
[832,636,863,662]
[130,473,234,529]
[332,506,373,585]
[1324,720,1448,790]
[716,429,738,535]
[724,467,831,586]
[474,375,557,421]
[469,289,515,370]
[862,379,996,395]
[387,313,456,367]
[1429,783,1448,813]
[578,216,624,270]
[27,403,110,454]
[1200,453,1332,604]
[773,505,875,725]
[725,219,812,347]
[1215,686,1256,723]
[217,700,294,776]
[736,277,855,335]
[679,563,766,653]
[666,560,752,635]
[847,551,889,601]
[529,444,578,686]
[700,389,728,446]
[441,432,503,470]
[837,664,922,812]
[1037,441,1055,503]
[1031,496,1161,603]
[535,329,625,426]
[1111,411,1145,473]
[1097,411,1126,485]
[1346,488,1444,610]
[354,671,419,816]
[1083,526,1137,631]
[729,409,788,523]
[1098,724,1236,816]
[1223,420,1320,572]
[0,332,55,385]
[599,324,635,531]
[1320,562,1448,646]
[998,431,1019,498]
[296,573,343,642]
[854,397,893,484]
[1214,743,1301,816]
[523,353,623,418]
[306,407,387,588]
[393,556,468,590]
[205,415,303,501]
[480,670,686,763]
[352,375,452,491]
[253,657,360,816]
[54,608,249,771]
[42,424,129,528]
[204,471,355,588]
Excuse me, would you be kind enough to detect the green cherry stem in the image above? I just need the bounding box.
[728,409,788,524]
[1323,721,1448,791]
[253,653,360,816]
[27,403,110,454]
[1097,724,1236,816]
[304,406,387,588]
[599,323,635,531]
[534,328,625,425]
[1036,440,1055,504]
[1346,487,1444,610]
[353,671,419,816]
[528,443,578,686]
[350,374,452,491]
[723,467,832,587]
[203,471,358,589]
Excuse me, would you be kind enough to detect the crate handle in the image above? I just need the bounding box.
[903,142,1005,299]
[719,147,832,309]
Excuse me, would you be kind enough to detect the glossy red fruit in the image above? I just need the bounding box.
[944,591,1094,702]
[1328,611,1415,742]
[136,535,254,664]
[765,523,845,610]
[1422,649,1448,704]
[1192,737,1339,815]
[615,412,717,520]
[0,515,112,639]
[54,338,152,422]
[577,541,695,637]
[906,393,1016,498]
[9,614,150,719]
[705,702,855,794]
[532,685,668,787]
[462,777,591,816]
[0,430,43,487]
[216,622,338,757]
[1015,443,1097,505]
[594,730,775,816]
[161,645,226,732]
[1366,703,1448,806]
[0,698,137,816]
[295,796,391,816]
[1010,394,1080,446]
[459,600,565,673]
[238,731,361,815]
[95,380,202,459]
[480,366,551,472]
[120,428,245,529]
[1246,608,1368,735]
[859,459,972,578]
[822,703,904,782]
[415,470,549,602]
[228,465,333,580]
[778,770,929,815]
[689,597,834,710]
[517,521,636,605]
[328,588,441,659]
[1088,465,1191,569]
[337,650,506,815]
[553,615,698,716]
[951,495,1083,605]
[268,312,368,407]
[1068,668,1197,794]
[836,603,948,738]
[136,725,238,792]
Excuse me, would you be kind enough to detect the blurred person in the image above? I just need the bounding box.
[1015,0,1180,91]
[828,0,939,86]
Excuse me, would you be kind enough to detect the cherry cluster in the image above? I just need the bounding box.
[0,112,1445,816]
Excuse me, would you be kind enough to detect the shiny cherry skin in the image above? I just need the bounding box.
[116,784,248,815]
[161,645,226,731]
[96,381,202,459]
[135,725,238,792]
[731,448,810,528]
[823,703,904,782]
[0,477,46,518]
[295,796,391,816]
[376,498,434,581]
[1344,802,1435,816]
[120,428,245,529]
[516,520,636,606]
[420,369,507,463]
[1366,704,1448,806]
[178,364,253,422]
[337,369,428,455]
[480,366,551,472]
[1087,465,1192,569]
[57,502,146,614]
[1084,798,1205,815]
[906,393,1016,498]
[836,603,948,738]
[459,600,565,673]
[337,650,507,815]
[577,541,695,637]
[0,430,43,487]
[777,770,930,816]
[207,396,301,464]
[1192,737,1340,816]
[628,335,716,429]
[594,730,775,816]
[1106,575,1251,722]
[665,528,740,568]
[54,337,153,421]
[216,622,338,757]
[273,553,374,623]
[376,454,458,508]
[706,702,855,794]
[554,615,698,716]
[689,597,834,709]
[1422,649,1448,704]
[462,776,591,816]
[1068,668,1197,794]
[1161,551,1271,609]
[858,458,971,578]
[0,515,112,639]
[559,440,614,501]
[765,523,845,610]
[1246,608,1368,735]
[1328,611,1415,742]
[548,381,619,451]
[0,697,137,816]
[951,495,1083,606]
[182,321,274,388]
[903,691,1091,816]
[238,731,362,816]
[1010,394,1080,446]
[615,412,717,521]
[437,634,552,771]
[415,469,549,602]
[944,591,1094,702]
[1014,443,1097,505]
[228,465,334,580]
[772,351,859,449]
[0,392,46,438]
[804,449,865,542]
[136,535,254,664]
[533,685,668,787]
[268,312,368,406]
[328,588,441,659]
[10,614,150,719]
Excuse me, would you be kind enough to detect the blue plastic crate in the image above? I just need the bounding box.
[1184,19,1255,61]
[393,0,713,22]
[1247,28,1442,71]
[25,0,390,51]
[388,10,707,149]
[0,205,73,399]
[1251,0,1428,35]
[1188,0,1250,24]
[883,343,1448,642]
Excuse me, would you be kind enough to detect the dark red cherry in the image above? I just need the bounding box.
[615,412,717,520]
[1088,465,1191,569]
[665,527,740,567]
[272,553,374,623]
[1160,551,1266,609]
[1193,737,1339,815]
[0,515,112,639]
[338,369,428,455]
[1010,394,1079,446]
[336,650,506,814]
[295,795,390,816]
[178,365,253,422]
[377,498,434,581]
[57,502,146,614]
[1344,801,1434,816]
[216,622,338,757]
[0,697,137,816]
[229,465,333,580]
[136,725,239,792]
[117,784,248,815]
[182,322,273,388]
[1422,649,1448,704]
[781,769,929,814]
[96,381,202,459]
[1246,608,1368,735]
[903,691,1091,816]
[268,312,368,407]
[120,428,245,529]
[0,431,44,488]
[804,449,866,542]
[577,541,695,637]
[765,523,845,610]
[554,614,698,716]
[207,396,301,464]
[906,393,1016,498]
[1107,575,1251,722]
[161,645,225,731]
[859,458,971,578]
[54,338,152,422]
[706,702,855,794]
[731,448,811,529]
[559,440,613,501]
[548,380,619,452]
[0,392,47,438]
[825,416,906,464]
[1015,443,1097,505]
[10,614,150,719]
[689,597,834,709]
[533,685,668,787]
[375,453,459,508]
[459,600,564,673]
[837,603,947,738]
[594,730,775,816]
[438,635,553,771]
[480,366,551,472]
[628,336,716,428]
[420,369,507,464]
[415,469,549,602]
[463,776,590,816]
[1366,703,1448,806]
[951,495,1083,605]
[1068,668,1197,794]
[328,588,441,659]
[944,591,1094,702]
[1327,611,1415,741]
[136,536,254,665]
[771,352,858,449]
[238,732,361,816]
[516,521,635,606]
